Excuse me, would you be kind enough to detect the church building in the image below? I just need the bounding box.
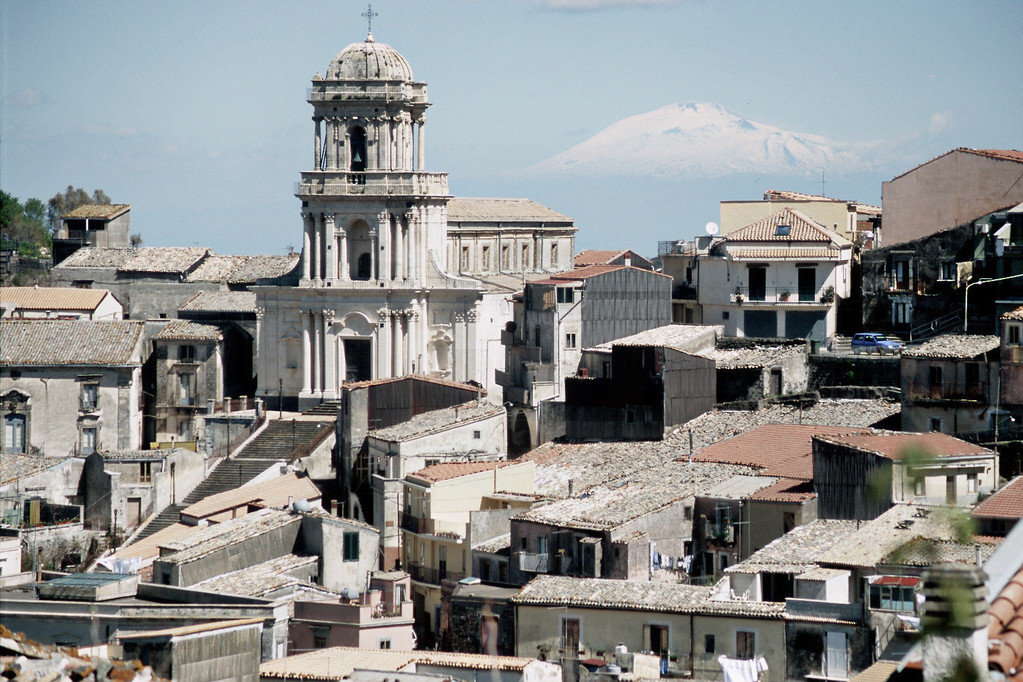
[256,32,575,410]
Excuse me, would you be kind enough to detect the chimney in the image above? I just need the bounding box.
[920,564,989,682]
[568,479,574,498]
[624,254,632,268]
[331,500,339,517]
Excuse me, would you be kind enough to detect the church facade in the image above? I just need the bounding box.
[256,33,575,410]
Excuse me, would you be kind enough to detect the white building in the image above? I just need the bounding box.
[255,33,574,411]
[680,208,852,340]
[1,319,145,457]
[0,286,123,320]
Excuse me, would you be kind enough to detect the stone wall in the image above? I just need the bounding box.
[808,356,901,390]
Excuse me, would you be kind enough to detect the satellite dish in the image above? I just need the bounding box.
[705,222,720,236]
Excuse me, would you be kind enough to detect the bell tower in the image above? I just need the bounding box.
[297,32,448,286]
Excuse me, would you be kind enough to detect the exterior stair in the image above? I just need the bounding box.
[303,400,342,416]
[130,418,334,543]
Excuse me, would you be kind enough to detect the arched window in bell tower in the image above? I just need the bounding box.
[349,126,367,183]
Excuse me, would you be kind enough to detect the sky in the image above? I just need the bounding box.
[2,0,1021,256]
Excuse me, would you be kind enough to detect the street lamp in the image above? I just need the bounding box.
[963,272,1023,333]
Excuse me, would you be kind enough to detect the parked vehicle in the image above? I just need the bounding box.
[851,332,904,355]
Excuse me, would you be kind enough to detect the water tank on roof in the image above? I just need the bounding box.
[293,499,312,513]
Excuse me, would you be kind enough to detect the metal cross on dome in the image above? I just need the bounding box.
[362,3,379,35]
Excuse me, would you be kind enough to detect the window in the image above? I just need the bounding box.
[551,243,559,266]
[722,311,730,320]
[179,373,195,406]
[178,344,196,362]
[565,333,577,349]
[561,618,580,655]
[473,430,481,439]
[81,426,98,455]
[736,631,755,659]
[644,624,669,656]
[81,383,98,410]
[704,634,716,654]
[139,461,153,484]
[939,261,956,281]
[914,477,925,496]
[929,365,943,387]
[869,583,916,611]
[461,246,470,271]
[775,224,791,236]
[312,627,328,650]
[929,417,943,433]
[521,244,530,270]
[536,535,549,555]
[1009,324,1022,345]
[893,301,910,325]
[684,506,693,520]
[946,475,956,504]
[343,531,360,561]
[967,473,977,494]
[378,638,392,650]
[720,553,729,571]
[783,512,796,533]
[557,287,574,304]
[3,413,27,454]
[481,245,491,271]
[501,245,510,270]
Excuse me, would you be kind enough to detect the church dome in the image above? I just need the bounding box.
[326,35,414,82]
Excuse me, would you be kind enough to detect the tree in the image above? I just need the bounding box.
[1,190,50,257]
[46,186,112,233]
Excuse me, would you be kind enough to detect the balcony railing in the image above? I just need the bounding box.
[296,171,449,198]
[400,511,426,534]
[906,381,988,401]
[519,552,550,573]
[732,286,823,304]
[406,562,464,585]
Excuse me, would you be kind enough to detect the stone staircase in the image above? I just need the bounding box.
[131,419,335,543]
[303,400,342,416]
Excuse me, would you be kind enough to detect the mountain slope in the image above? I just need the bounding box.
[530,102,868,178]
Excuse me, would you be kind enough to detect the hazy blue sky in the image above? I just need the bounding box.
[3,0,1021,255]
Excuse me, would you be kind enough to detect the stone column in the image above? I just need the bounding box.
[324,214,337,281]
[339,231,349,281]
[301,310,312,395]
[395,221,405,281]
[377,308,392,377]
[408,307,420,373]
[466,309,479,386]
[326,118,336,170]
[453,312,467,382]
[313,117,322,169]
[311,311,322,395]
[391,314,401,376]
[322,310,336,399]
[310,214,321,283]
[378,212,391,281]
[417,118,426,171]
[371,224,380,282]
[302,213,313,281]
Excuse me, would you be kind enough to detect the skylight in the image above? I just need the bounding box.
[775,224,791,236]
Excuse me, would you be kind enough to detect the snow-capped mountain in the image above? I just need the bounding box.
[530,102,868,178]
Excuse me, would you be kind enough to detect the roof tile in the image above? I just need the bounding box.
[0,319,144,366]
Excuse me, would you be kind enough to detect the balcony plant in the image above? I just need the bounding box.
[820,285,835,304]
[779,291,791,301]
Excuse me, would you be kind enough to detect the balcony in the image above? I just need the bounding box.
[519,552,550,573]
[295,171,449,199]
[732,286,828,305]
[906,381,988,402]
[407,562,464,586]
[400,511,426,534]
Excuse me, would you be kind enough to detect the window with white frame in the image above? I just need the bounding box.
[80,382,99,410]
[179,372,195,406]
[81,426,98,455]
[565,333,577,349]
[938,261,956,281]
[735,630,755,659]
[3,413,27,454]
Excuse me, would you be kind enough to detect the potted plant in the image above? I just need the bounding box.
[779,291,791,301]
[820,285,835,304]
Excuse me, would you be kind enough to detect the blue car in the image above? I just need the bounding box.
[851,332,904,355]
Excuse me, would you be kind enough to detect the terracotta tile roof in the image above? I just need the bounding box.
[590,323,720,354]
[192,554,327,599]
[0,319,144,366]
[728,247,842,260]
[344,374,484,395]
[153,320,223,341]
[881,536,1000,567]
[529,264,625,284]
[747,477,817,502]
[446,197,573,223]
[0,286,112,312]
[370,401,503,442]
[706,344,805,369]
[989,565,1023,681]
[62,204,130,220]
[850,660,899,682]
[186,254,299,283]
[692,424,871,480]
[55,246,209,273]
[727,208,850,245]
[973,476,1023,520]
[409,460,515,483]
[179,290,258,313]
[573,249,650,267]
[726,519,860,574]
[157,508,300,564]
[511,575,788,618]
[0,454,72,486]
[816,431,994,461]
[1002,306,1023,321]
[259,646,540,680]
[903,334,999,358]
